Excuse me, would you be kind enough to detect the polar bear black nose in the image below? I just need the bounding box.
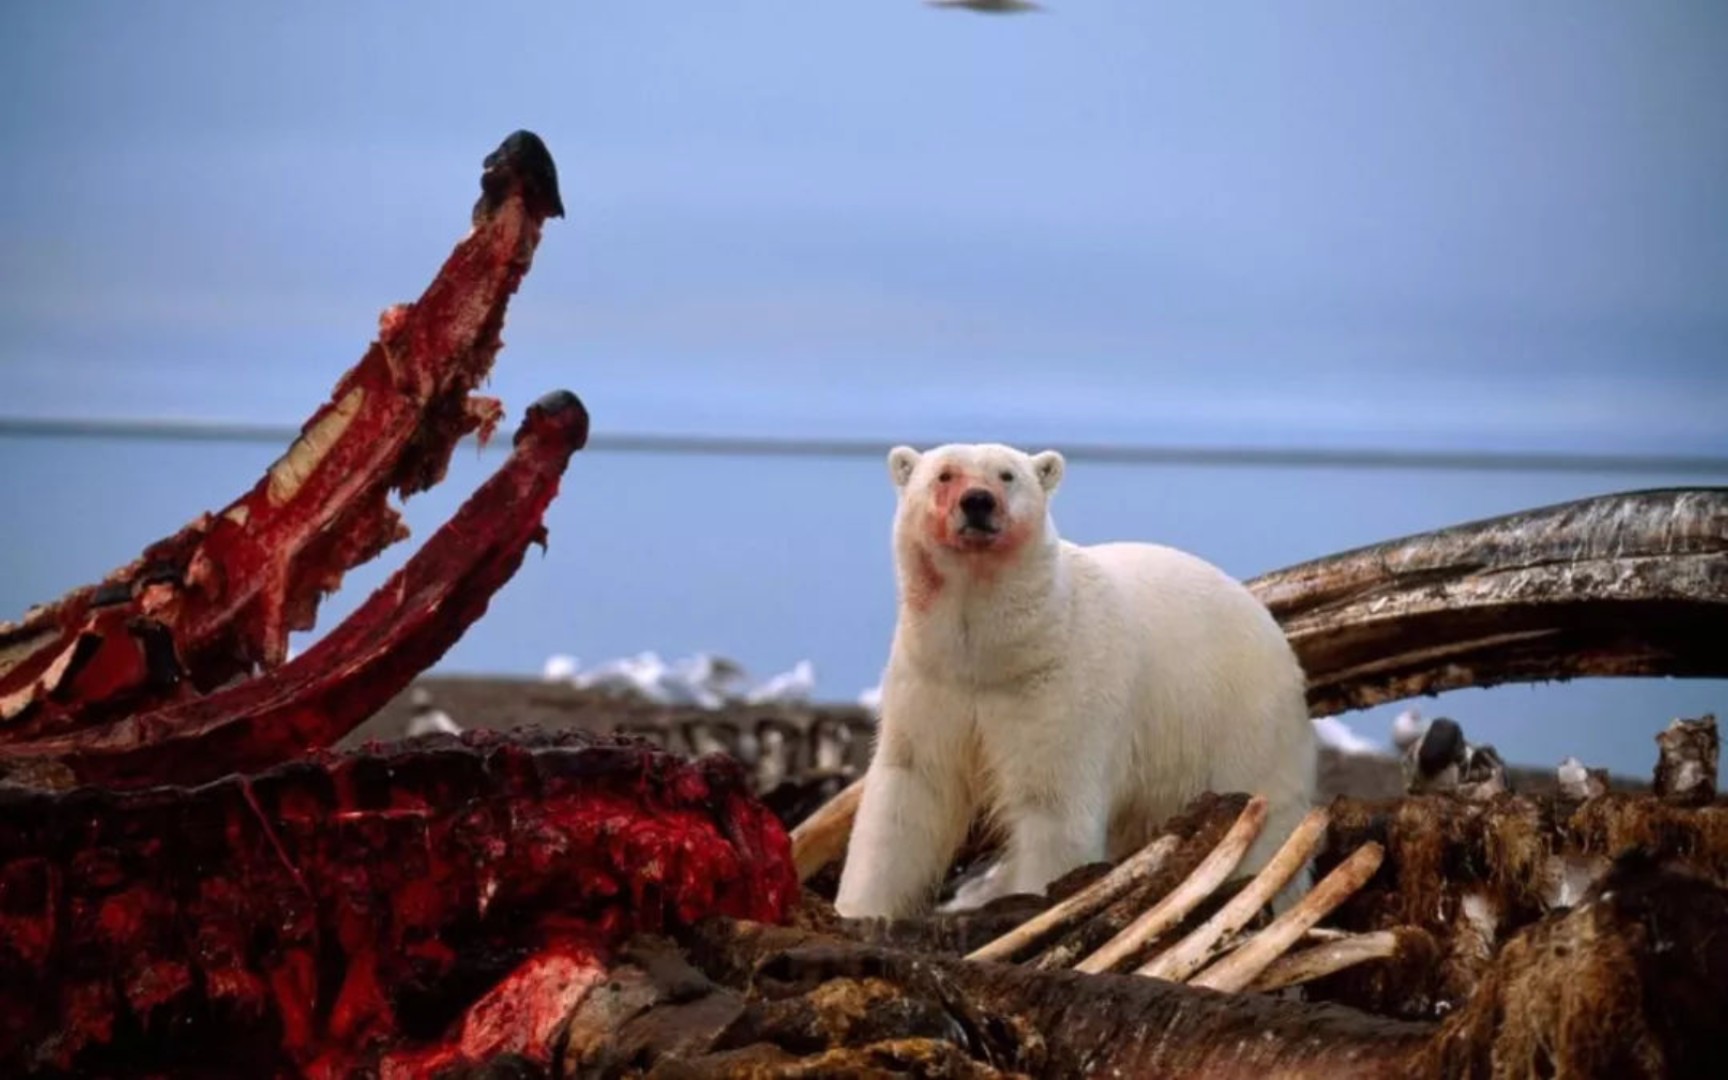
[959,489,998,521]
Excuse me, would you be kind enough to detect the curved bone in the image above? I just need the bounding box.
[0,130,566,740]
[1075,796,1267,974]
[1249,487,1728,716]
[1187,840,1387,993]
[1137,806,1330,982]
[967,833,1180,963]
[1249,930,1401,992]
[0,392,589,790]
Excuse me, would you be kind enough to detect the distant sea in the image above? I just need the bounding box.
[2,432,1722,782]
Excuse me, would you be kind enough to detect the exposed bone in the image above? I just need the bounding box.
[1654,713,1719,805]
[1187,839,1387,993]
[0,392,590,790]
[1074,795,1268,974]
[1249,487,1728,716]
[1136,805,1329,982]
[1247,930,1402,993]
[1540,852,1612,910]
[1557,755,1610,801]
[789,774,864,881]
[0,129,567,739]
[967,833,1180,963]
[1453,889,1500,969]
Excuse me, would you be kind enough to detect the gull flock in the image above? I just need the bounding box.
[538,650,1426,766]
[538,651,838,710]
[408,649,1607,799]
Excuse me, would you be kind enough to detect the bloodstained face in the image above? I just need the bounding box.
[887,445,1065,593]
[924,456,1029,554]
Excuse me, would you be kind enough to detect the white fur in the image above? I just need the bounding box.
[834,442,1317,919]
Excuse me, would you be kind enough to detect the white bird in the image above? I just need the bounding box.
[926,0,1043,13]
[1391,706,1429,752]
[1313,715,1380,756]
[745,659,817,706]
[405,687,462,737]
[541,653,580,683]
[1556,755,1607,800]
[672,651,751,708]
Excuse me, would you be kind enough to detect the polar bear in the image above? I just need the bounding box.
[833,442,1317,920]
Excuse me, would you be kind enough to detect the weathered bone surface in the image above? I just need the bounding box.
[0,729,798,1078]
[1655,713,1719,805]
[1250,487,1728,717]
[545,852,1728,1078]
[0,129,566,740]
[0,391,590,791]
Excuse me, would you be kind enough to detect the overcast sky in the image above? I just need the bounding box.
[2,1,1724,454]
[2,3,1725,776]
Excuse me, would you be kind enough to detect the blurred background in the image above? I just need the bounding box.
[1,2,1724,777]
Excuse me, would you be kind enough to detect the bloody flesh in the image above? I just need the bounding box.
[0,729,799,1077]
[0,391,590,790]
[0,130,565,740]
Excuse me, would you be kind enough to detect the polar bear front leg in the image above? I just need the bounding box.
[1000,796,1111,899]
[834,755,970,919]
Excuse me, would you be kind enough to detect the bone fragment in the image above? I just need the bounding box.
[1247,930,1402,993]
[1137,805,1329,982]
[967,833,1181,963]
[1074,795,1268,975]
[1187,840,1386,993]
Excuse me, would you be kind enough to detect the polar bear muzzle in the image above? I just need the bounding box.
[958,488,1000,534]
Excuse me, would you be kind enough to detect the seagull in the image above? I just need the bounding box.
[926,0,1043,12]
[1391,706,1429,752]
[1556,756,1608,800]
[405,687,462,737]
[1313,715,1380,756]
[541,653,580,683]
[576,651,684,704]
[672,651,752,708]
[745,659,817,706]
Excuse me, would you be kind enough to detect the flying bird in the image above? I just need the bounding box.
[926,0,1044,13]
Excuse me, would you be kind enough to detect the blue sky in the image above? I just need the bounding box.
[1,2,1725,777]
[3,2,1724,451]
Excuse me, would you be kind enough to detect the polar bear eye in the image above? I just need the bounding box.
[937,469,954,483]
[999,470,1015,483]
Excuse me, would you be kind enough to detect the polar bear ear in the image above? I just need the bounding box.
[1031,450,1065,493]
[888,445,922,489]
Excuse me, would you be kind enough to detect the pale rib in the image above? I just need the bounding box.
[1246,929,1401,993]
[789,775,865,882]
[1186,840,1386,993]
[1072,795,1269,975]
[1136,806,1330,982]
[966,834,1181,963]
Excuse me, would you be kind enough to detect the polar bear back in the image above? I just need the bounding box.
[1058,539,1315,855]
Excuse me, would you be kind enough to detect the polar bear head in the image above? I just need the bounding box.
[887,443,1065,564]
